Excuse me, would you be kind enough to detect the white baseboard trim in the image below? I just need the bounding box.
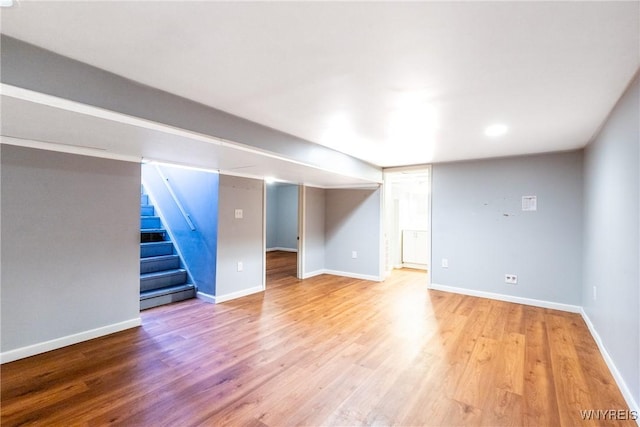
[323,269,383,282]
[580,308,640,419]
[300,269,382,282]
[0,317,142,364]
[429,283,581,313]
[214,285,264,304]
[196,291,216,304]
[302,269,326,279]
[402,262,428,271]
[266,247,298,253]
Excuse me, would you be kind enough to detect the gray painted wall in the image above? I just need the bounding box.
[266,183,298,250]
[431,151,584,305]
[277,184,299,250]
[325,188,382,279]
[1,145,140,352]
[0,35,381,183]
[266,184,278,249]
[216,175,264,297]
[303,186,326,275]
[583,73,639,405]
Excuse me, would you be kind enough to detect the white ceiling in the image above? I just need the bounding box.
[1,1,639,168]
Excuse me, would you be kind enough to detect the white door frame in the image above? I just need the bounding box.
[382,165,432,285]
[297,185,305,279]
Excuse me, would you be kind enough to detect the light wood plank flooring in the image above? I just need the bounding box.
[1,251,633,426]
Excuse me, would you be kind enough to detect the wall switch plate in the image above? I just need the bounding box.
[352,251,358,259]
[234,209,243,219]
[442,258,448,268]
[237,261,243,272]
[593,286,597,301]
[505,274,518,284]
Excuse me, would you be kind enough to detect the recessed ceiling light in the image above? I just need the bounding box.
[0,0,15,8]
[485,124,508,137]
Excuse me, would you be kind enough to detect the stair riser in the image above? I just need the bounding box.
[140,242,174,258]
[140,256,181,274]
[141,232,166,243]
[140,287,196,310]
[140,186,194,307]
[141,217,162,229]
[140,271,187,292]
[140,205,155,216]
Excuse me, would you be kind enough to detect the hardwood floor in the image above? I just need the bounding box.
[266,250,298,282]
[1,253,634,426]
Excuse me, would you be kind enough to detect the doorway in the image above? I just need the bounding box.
[384,167,431,279]
[265,182,300,283]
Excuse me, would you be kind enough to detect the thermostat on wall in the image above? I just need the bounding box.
[522,195,537,211]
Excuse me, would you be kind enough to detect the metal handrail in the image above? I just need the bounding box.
[154,164,196,231]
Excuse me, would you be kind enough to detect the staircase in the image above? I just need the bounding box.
[140,189,196,310]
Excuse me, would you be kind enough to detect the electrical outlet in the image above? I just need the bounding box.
[237,261,243,272]
[442,258,448,268]
[505,274,517,284]
[234,209,243,219]
[352,251,358,259]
